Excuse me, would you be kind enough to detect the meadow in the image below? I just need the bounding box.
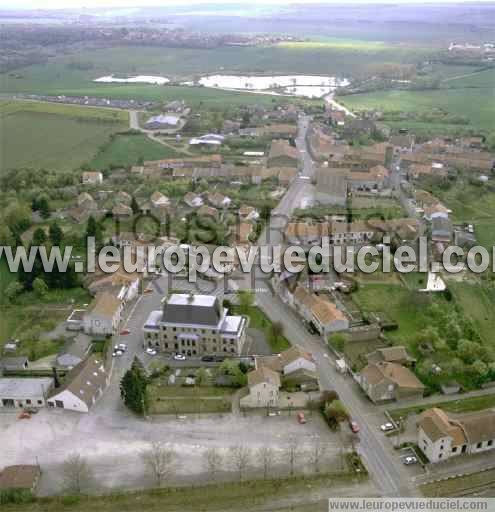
[90,133,182,169]
[0,100,128,171]
[0,42,436,99]
[338,86,494,133]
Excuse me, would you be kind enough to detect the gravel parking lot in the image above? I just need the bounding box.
[0,406,343,495]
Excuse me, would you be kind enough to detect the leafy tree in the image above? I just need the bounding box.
[85,215,103,248]
[4,201,31,236]
[0,225,15,247]
[219,360,247,387]
[33,277,48,298]
[4,281,23,302]
[323,400,349,430]
[237,289,254,314]
[329,333,347,352]
[120,358,148,414]
[49,222,63,246]
[131,196,140,214]
[32,228,47,246]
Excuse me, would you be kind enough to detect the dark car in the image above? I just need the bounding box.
[213,355,226,362]
[201,355,215,362]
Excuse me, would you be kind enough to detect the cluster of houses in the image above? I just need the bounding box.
[0,354,109,414]
[241,345,320,409]
[418,407,495,463]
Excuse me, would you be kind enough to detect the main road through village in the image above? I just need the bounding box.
[240,115,418,497]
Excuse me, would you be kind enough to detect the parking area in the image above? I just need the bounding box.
[0,406,344,495]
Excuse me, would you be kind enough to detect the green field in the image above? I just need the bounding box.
[90,133,182,169]
[147,385,234,414]
[0,100,127,171]
[390,393,495,422]
[338,86,494,133]
[0,42,435,87]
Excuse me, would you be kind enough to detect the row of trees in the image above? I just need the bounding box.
[62,437,335,494]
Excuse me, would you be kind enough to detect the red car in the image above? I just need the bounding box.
[120,328,130,335]
[349,420,360,433]
[297,412,306,424]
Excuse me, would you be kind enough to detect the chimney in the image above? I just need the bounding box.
[52,366,61,388]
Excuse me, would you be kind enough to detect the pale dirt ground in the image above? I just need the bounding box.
[0,407,351,496]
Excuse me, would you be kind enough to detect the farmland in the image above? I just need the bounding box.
[0,100,128,171]
[90,133,182,170]
[338,86,494,133]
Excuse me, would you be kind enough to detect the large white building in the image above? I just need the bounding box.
[83,292,123,336]
[418,407,495,463]
[47,355,109,413]
[143,294,247,357]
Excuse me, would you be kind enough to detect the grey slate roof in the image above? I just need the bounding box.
[162,294,223,326]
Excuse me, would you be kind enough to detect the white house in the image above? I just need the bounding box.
[279,345,317,375]
[240,366,281,408]
[183,192,203,208]
[82,292,123,336]
[0,378,54,409]
[81,171,103,185]
[150,191,170,209]
[47,355,108,413]
[418,407,495,463]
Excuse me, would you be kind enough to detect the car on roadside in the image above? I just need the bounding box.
[349,420,360,434]
[145,348,157,356]
[201,355,215,362]
[112,349,124,357]
[173,354,186,361]
[297,411,306,424]
[114,343,127,352]
[143,287,153,294]
[380,422,395,432]
[213,355,226,363]
[120,329,131,335]
[403,456,418,465]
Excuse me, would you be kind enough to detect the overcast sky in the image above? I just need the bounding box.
[2,0,494,11]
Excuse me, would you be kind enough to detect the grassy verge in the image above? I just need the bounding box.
[389,393,495,421]
[234,305,291,352]
[1,472,365,512]
[421,468,495,498]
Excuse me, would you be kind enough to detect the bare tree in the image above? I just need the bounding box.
[285,437,298,477]
[230,445,251,481]
[62,453,92,494]
[141,442,176,487]
[203,447,223,482]
[257,446,276,480]
[308,440,326,474]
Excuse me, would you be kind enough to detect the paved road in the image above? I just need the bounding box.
[232,114,418,497]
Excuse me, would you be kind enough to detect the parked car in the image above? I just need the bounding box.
[297,412,306,424]
[173,354,186,361]
[143,287,153,294]
[114,344,127,352]
[213,356,226,362]
[201,355,214,362]
[146,348,157,356]
[349,420,360,433]
[120,329,130,335]
[380,422,395,432]
[112,349,124,357]
[403,456,418,465]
